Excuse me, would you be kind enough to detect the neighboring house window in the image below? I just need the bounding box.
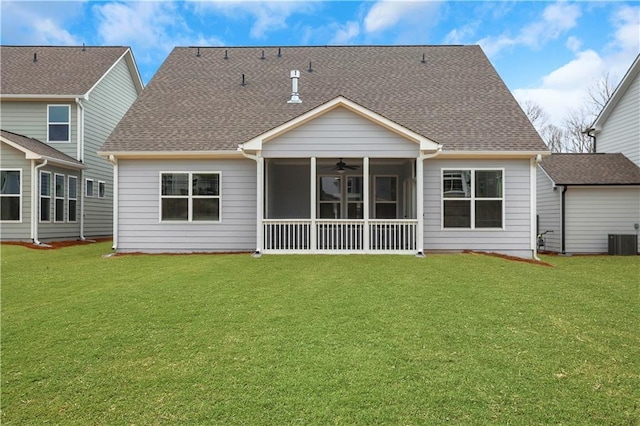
[160,172,221,222]
[98,181,106,198]
[374,176,397,219]
[0,169,21,222]
[40,171,52,222]
[48,105,70,142]
[86,179,94,197]
[68,176,77,222]
[55,174,65,222]
[442,169,504,229]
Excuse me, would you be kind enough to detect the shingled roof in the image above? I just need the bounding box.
[539,153,640,185]
[1,130,84,168]
[103,45,547,153]
[1,45,132,96]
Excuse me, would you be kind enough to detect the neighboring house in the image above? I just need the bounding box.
[100,45,549,258]
[1,46,143,243]
[537,154,640,254]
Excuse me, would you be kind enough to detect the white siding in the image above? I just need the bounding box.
[597,70,640,165]
[423,158,533,258]
[83,57,140,237]
[263,107,419,158]
[0,101,78,159]
[565,187,640,254]
[117,159,256,253]
[0,143,31,240]
[536,166,562,252]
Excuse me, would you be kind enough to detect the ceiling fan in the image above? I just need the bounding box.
[331,158,360,174]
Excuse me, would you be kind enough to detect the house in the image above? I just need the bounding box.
[1,46,143,243]
[100,45,549,257]
[537,54,640,255]
[537,154,640,254]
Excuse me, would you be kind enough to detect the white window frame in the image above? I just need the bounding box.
[159,171,222,223]
[98,181,106,198]
[0,169,22,223]
[68,175,78,223]
[54,173,65,223]
[40,171,52,223]
[86,178,94,197]
[317,174,343,219]
[441,168,505,230]
[47,104,71,143]
[373,175,398,219]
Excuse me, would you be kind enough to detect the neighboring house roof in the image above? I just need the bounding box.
[103,45,547,154]
[0,45,144,97]
[1,130,85,169]
[539,153,640,185]
[591,54,640,131]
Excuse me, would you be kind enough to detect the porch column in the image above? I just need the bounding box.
[310,157,317,252]
[256,155,264,254]
[363,157,370,251]
[416,155,425,255]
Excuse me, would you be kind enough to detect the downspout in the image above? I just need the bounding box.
[561,185,568,254]
[238,146,263,256]
[107,155,118,250]
[75,98,86,240]
[33,159,48,246]
[416,146,442,257]
[532,154,543,261]
[585,128,597,153]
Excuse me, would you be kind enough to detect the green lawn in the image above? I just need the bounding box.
[1,242,638,425]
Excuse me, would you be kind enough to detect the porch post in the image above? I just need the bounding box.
[310,157,317,252]
[256,154,264,254]
[416,154,425,256]
[363,157,370,251]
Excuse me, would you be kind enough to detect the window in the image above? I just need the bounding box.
[55,174,65,222]
[1,170,21,222]
[317,175,363,219]
[68,176,77,222]
[40,171,51,222]
[86,179,94,197]
[48,105,70,142]
[442,169,503,229]
[160,172,220,222]
[98,181,106,198]
[374,176,397,219]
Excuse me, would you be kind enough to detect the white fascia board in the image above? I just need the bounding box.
[98,150,243,160]
[241,96,441,152]
[436,150,550,159]
[41,157,86,170]
[1,138,85,170]
[86,49,144,98]
[0,94,86,100]
[537,163,557,186]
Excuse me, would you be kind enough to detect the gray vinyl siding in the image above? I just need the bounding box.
[117,159,256,253]
[263,107,419,158]
[565,187,640,254]
[536,166,562,252]
[0,101,78,158]
[37,165,82,240]
[82,56,140,237]
[423,158,533,258]
[597,71,640,165]
[0,143,31,240]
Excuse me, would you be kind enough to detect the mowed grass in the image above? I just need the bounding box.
[1,243,638,425]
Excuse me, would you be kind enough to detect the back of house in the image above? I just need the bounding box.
[1,45,143,243]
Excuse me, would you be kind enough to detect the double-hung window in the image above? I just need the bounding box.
[98,181,106,198]
[1,170,21,222]
[160,172,221,222]
[55,174,65,222]
[442,169,504,229]
[40,171,52,222]
[68,176,78,222]
[48,105,70,142]
[86,179,94,197]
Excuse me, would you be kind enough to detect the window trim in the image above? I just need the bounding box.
[373,175,398,219]
[0,168,22,223]
[47,104,71,143]
[98,181,106,198]
[86,178,94,197]
[68,175,78,223]
[40,171,52,223]
[441,168,505,230]
[54,173,65,223]
[159,171,222,223]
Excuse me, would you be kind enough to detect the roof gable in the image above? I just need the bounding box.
[1,130,84,169]
[592,54,640,131]
[539,153,640,185]
[103,45,547,154]
[0,45,143,98]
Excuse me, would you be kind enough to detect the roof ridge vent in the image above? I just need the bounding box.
[287,70,302,104]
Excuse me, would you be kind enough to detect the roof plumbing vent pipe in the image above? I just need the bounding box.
[287,70,302,104]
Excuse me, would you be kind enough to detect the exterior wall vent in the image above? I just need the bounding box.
[287,70,302,104]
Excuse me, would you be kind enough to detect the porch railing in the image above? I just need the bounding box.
[262,219,417,253]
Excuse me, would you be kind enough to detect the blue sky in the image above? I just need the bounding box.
[2,1,639,126]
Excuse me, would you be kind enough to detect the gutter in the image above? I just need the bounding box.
[32,159,49,246]
[585,128,597,153]
[416,147,442,257]
[532,154,543,261]
[561,185,568,254]
[107,155,118,250]
[238,145,263,256]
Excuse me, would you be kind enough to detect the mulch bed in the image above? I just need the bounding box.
[1,238,112,250]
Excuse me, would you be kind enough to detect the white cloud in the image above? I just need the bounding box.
[0,1,84,45]
[330,21,360,44]
[566,36,582,53]
[364,1,439,34]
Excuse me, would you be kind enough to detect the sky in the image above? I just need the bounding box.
[1,1,639,127]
